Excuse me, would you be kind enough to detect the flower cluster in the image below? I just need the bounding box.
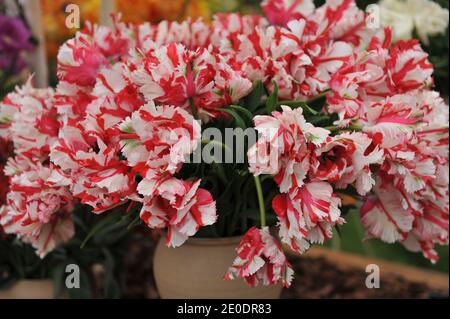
[51,18,218,248]
[326,30,434,126]
[249,105,383,255]
[359,89,449,263]
[0,81,75,257]
[242,0,448,287]
[132,42,252,121]
[1,0,448,288]
[324,27,448,263]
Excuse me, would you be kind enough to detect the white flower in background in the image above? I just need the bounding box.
[379,0,449,44]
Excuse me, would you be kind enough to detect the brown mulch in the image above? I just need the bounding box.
[280,256,447,299]
[122,230,449,299]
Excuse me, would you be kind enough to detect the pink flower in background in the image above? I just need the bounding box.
[225,227,294,287]
[140,179,216,247]
[0,77,63,244]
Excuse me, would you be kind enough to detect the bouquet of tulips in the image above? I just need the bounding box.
[0,0,448,288]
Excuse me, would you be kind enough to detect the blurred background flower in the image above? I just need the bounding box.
[117,0,210,23]
[40,0,267,61]
[0,1,35,98]
[41,0,99,59]
[380,0,449,44]
[0,14,33,73]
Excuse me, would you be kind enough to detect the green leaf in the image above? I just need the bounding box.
[126,214,143,230]
[308,114,331,125]
[335,224,343,238]
[265,81,278,114]
[80,211,122,249]
[246,80,265,112]
[229,105,253,122]
[102,248,121,298]
[241,208,260,220]
[219,108,246,129]
[52,262,66,298]
[259,174,274,183]
[195,225,220,238]
[67,267,93,299]
[241,208,277,225]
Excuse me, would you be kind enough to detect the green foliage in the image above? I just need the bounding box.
[0,205,131,298]
[244,80,266,112]
[0,72,18,101]
[265,82,279,113]
[218,108,247,129]
[181,80,326,237]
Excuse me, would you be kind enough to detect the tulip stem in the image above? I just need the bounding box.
[201,139,232,153]
[324,124,363,132]
[253,175,266,228]
[189,97,199,120]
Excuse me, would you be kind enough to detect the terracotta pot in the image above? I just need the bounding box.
[0,280,54,299]
[153,236,282,299]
